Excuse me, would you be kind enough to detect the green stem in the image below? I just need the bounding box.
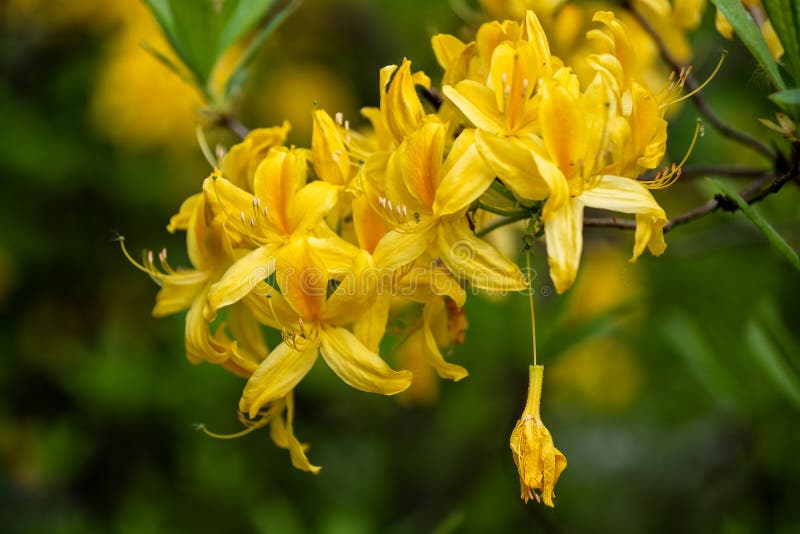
[475,212,529,238]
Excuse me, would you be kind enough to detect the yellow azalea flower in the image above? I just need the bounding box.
[363,117,526,292]
[203,144,342,317]
[510,364,567,506]
[239,238,413,418]
[120,193,264,377]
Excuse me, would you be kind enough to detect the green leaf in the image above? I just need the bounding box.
[763,0,800,84]
[711,178,800,271]
[224,0,301,99]
[710,0,787,90]
[144,0,279,90]
[745,321,800,411]
[217,0,276,54]
[769,89,800,107]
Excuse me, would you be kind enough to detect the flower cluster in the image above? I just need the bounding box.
[125,10,681,502]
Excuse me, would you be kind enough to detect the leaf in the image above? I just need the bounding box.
[217,0,276,54]
[144,0,279,89]
[769,88,800,117]
[224,0,301,99]
[711,178,800,271]
[745,321,800,411]
[763,0,800,84]
[710,0,786,90]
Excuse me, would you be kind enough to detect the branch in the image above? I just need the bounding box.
[625,3,776,162]
[218,114,251,140]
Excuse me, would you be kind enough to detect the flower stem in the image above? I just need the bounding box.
[525,249,537,367]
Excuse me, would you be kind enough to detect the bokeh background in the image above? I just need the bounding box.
[1,0,799,532]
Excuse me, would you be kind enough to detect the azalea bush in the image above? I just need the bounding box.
[2,0,799,531]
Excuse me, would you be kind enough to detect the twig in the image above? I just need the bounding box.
[219,114,251,140]
[475,212,529,237]
[625,2,776,162]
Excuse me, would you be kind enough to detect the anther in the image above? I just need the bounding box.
[335,112,343,125]
[240,212,246,224]
[501,73,508,84]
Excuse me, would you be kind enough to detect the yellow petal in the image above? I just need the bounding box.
[275,238,327,319]
[474,130,550,200]
[398,118,445,209]
[352,195,391,254]
[185,287,228,365]
[384,59,426,143]
[540,80,585,178]
[221,122,291,190]
[240,342,319,418]
[522,10,552,77]
[352,294,390,354]
[206,245,277,318]
[253,147,308,235]
[289,180,341,232]
[372,226,436,271]
[311,109,349,186]
[544,197,584,294]
[152,270,209,317]
[166,193,202,234]
[226,302,268,367]
[422,299,468,381]
[431,33,466,69]
[577,175,667,260]
[442,81,505,136]
[434,129,496,216]
[319,326,412,395]
[437,219,527,292]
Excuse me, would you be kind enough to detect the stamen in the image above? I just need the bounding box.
[668,52,726,106]
[335,112,343,125]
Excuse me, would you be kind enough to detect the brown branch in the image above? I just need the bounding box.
[218,114,250,140]
[671,166,775,180]
[625,3,776,162]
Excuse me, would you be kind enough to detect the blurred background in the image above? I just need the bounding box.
[1,0,799,532]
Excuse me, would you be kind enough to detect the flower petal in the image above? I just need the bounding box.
[442,81,505,135]
[437,218,527,292]
[372,226,436,271]
[434,129,496,216]
[240,342,319,418]
[422,299,468,381]
[320,326,412,395]
[544,197,584,294]
[206,245,277,318]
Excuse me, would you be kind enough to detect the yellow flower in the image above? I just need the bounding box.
[203,145,341,317]
[510,364,567,506]
[239,238,413,418]
[363,117,527,292]
[120,193,264,377]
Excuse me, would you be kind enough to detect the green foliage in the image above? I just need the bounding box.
[144,0,280,95]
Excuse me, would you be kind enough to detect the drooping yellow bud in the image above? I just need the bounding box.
[509,364,567,506]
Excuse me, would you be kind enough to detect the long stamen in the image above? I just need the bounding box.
[667,51,727,107]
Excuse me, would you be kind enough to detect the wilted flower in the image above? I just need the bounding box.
[510,365,567,506]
